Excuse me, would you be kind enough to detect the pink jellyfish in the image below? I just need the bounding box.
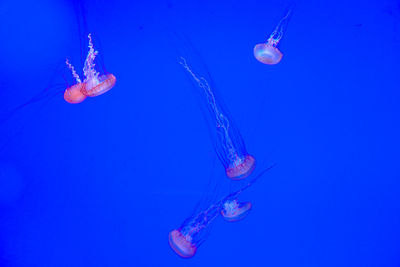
[180,57,256,180]
[169,164,275,258]
[169,205,218,258]
[254,6,293,65]
[64,34,116,104]
[220,199,252,222]
[64,59,87,104]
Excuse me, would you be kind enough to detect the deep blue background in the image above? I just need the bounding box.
[0,0,399,266]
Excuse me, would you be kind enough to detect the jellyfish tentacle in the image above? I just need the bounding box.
[267,7,293,46]
[222,163,277,204]
[65,59,81,83]
[83,33,100,83]
[180,57,251,179]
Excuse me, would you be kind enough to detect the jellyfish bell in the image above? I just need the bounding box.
[82,73,116,97]
[226,154,256,180]
[253,43,283,65]
[63,83,87,104]
[169,229,198,258]
[221,199,252,222]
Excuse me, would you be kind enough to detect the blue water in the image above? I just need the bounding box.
[1,0,399,266]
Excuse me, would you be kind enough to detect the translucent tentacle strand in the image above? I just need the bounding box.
[267,7,293,47]
[65,59,81,83]
[83,34,100,83]
[180,57,242,165]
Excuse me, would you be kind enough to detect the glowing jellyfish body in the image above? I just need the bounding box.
[64,59,87,104]
[253,44,283,65]
[169,164,275,258]
[180,57,256,180]
[63,82,87,104]
[83,73,116,97]
[169,204,220,258]
[254,7,293,65]
[64,34,116,103]
[221,199,252,222]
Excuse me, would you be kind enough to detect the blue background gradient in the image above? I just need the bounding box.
[0,0,399,266]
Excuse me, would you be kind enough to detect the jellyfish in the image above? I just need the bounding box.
[254,6,294,65]
[169,203,220,258]
[220,199,252,222]
[64,59,87,104]
[169,164,275,258]
[180,57,256,180]
[218,163,276,222]
[64,34,116,104]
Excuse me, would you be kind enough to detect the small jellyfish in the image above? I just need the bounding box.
[64,59,87,104]
[180,57,256,180]
[64,34,116,104]
[220,199,252,222]
[169,204,219,258]
[254,6,293,65]
[169,164,275,258]
[218,163,276,222]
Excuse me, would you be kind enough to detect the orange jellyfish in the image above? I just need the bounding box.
[221,199,252,222]
[64,34,116,104]
[254,6,293,65]
[180,57,256,180]
[169,187,229,259]
[64,59,87,104]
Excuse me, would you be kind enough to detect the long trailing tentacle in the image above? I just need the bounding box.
[267,4,295,46]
